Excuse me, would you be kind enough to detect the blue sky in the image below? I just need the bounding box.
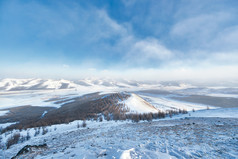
[0,0,238,81]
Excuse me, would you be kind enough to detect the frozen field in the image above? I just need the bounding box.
[1,116,238,159]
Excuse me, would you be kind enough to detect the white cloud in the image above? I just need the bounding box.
[97,10,127,36]
[75,65,238,82]
[127,66,238,81]
[124,38,173,65]
[83,9,175,67]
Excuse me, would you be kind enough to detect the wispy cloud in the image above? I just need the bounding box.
[124,38,173,66]
[171,12,234,50]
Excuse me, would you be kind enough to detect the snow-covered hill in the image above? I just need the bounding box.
[121,93,158,113]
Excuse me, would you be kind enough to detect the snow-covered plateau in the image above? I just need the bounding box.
[0,78,237,159]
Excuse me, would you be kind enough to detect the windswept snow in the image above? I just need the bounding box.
[1,117,237,159]
[122,93,158,113]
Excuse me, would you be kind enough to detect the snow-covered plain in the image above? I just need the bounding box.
[0,89,83,109]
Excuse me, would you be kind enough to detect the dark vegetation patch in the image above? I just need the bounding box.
[0,106,55,124]
[6,133,20,149]
[1,93,129,132]
[11,143,47,159]
[32,92,130,126]
[129,109,188,123]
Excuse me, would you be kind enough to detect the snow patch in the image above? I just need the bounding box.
[120,148,134,159]
[40,111,48,118]
[0,122,17,129]
[0,110,9,116]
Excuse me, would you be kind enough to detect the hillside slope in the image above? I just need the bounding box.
[122,93,158,113]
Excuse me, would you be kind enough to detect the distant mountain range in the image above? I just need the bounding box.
[0,78,192,91]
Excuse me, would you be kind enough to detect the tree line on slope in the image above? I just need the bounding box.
[1,93,187,133]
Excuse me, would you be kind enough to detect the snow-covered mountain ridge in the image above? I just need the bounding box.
[0,78,193,91]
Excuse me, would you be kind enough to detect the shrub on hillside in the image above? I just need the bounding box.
[82,120,87,127]
[34,128,40,136]
[26,132,31,140]
[6,133,20,149]
[42,127,48,135]
[131,114,140,122]
[77,122,80,128]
